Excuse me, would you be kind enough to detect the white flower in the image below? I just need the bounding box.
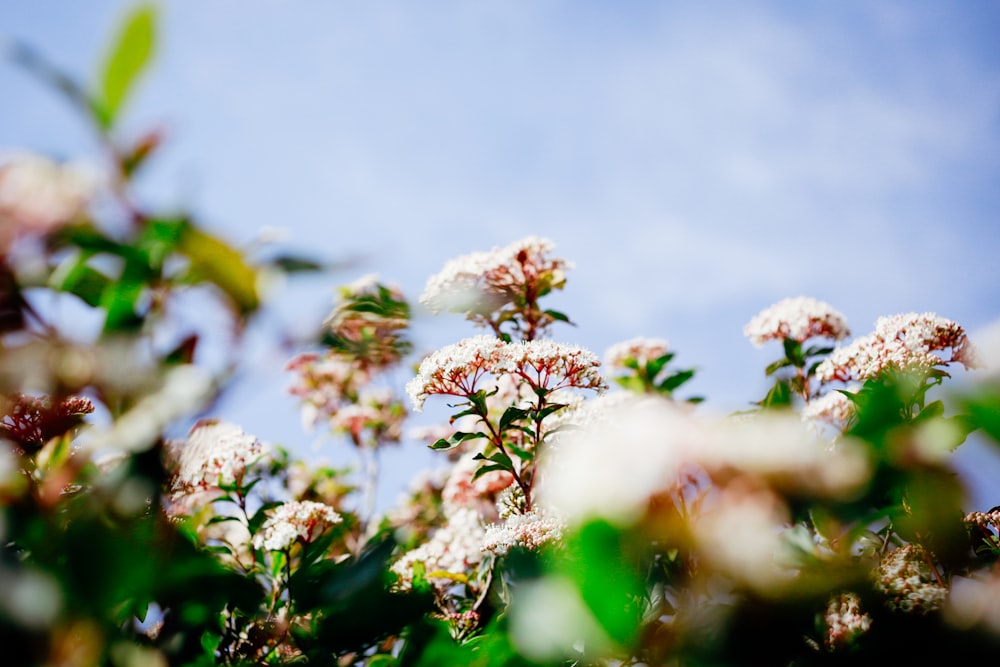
[391,507,486,592]
[252,500,342,551]
[482,510,565,556]
[0,152,98,251]
[169,420,264,493]
[817,312,979,384]
[604,337,670,373]
[874,544,948,614]
[744,297,849,347]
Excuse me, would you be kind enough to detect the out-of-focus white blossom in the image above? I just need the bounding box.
[252,500,342,551]
[945,573,1000,635]
[541,396,700,524]
[690,482,794,591]
[703,412,870,500]
[0,152,98,253]
[817,312,980,384]
[604,337,670,372]
[874,544,948,614]
[802,389,856,434]
[169,420,264,494]
[286,352,369,431]
[743,297,849,347]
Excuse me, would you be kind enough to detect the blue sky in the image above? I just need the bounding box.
[2,1,999,508]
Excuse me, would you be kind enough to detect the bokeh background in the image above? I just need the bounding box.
[2,1,998,509]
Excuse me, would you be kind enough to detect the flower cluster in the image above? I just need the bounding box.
[817,312,980,384]
[874,544,948,614]
[286,352,370,431]
[420,236,571,314]
[328,387,405,443]
[823,593,872,651]
[801,389,856,433]
[0,152,97,253]
[168,420,265,495]
[251,500,343,551]
[391,507,486,592]
[603,337,670,373]
[324,274,411,369]
[482,510,565,557]
[420,236,572,339]
[743,297,849,347]
[406,336,605,411]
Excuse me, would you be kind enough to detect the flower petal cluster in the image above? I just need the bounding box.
[874,544,948,614]
[285,352,370,431]
[420,236,572,316]
[0,152,97,252]
[482,510,565,557]
[329,387,405,443]
[604,337,670,373]
[406,336,605,411]
[251,500,343,551]
[441,450,514,516]
[743,297,849,347]
[801,390,856,433]
[816,312,980,384]
[391,507,486,591]
[169,420,265,494]
[824,593,872,651]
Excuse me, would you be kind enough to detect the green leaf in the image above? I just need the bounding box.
[430,438,457,451]
[471,463,511,481]
[543,309,573,325]
[645,352,675,381]
[99,3,157,127]
[765,357,793,376]
[48,251,112,307]
[176,223,260,314]
[498,406,530,432]
[658,369,695,393]
[782,338,805,367]
[271,255,326,273]
[761,379,792,408]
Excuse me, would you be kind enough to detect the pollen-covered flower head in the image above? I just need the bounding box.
[168,420,265,495]
[251,500,343,551]
[743,297,849,347]
[816,312,980,384]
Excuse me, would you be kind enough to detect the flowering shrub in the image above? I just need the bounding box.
[2,6,1000,666]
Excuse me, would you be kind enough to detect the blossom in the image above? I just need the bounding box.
[420,236,572,316]
[0,152,97,253]
[482,510,565,556]
[823,593,872,651]
[441,450,514,516]
[406,336,508,411]
[286,352,369,431]
[252,500,343,551]
[801,390,856,433]
[391,507,486,591]
[604,337,670,373]
[874,544,948,614]
[406,336,605,413]
[743,297,849,347]
[329,387,405,443]
[169,420,265,494]
[817,312,980,384]
[502,340,606,394]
